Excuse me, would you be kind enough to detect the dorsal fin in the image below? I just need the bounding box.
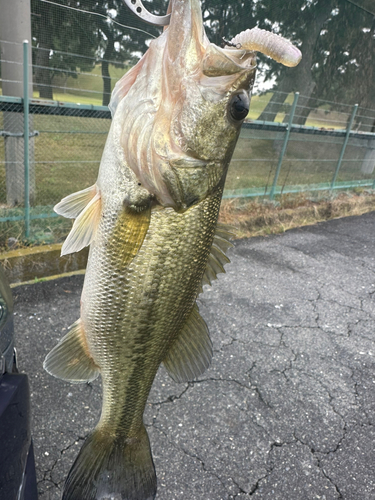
[163,304,212,383]
[201,222,236,286]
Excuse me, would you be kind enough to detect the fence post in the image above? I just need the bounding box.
[331,103,358,191]
[23,40,30,238]
[269,92,299,200]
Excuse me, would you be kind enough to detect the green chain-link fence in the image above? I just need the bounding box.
[1,84,374,247]
[0,1,375,246]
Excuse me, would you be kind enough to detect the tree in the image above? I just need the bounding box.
[30,0,374,115]
[31,0,168,104]
[257,0,337,124]
[312,1,375,130]
[256,0,375,126]
[201,1,257,46]
[89,0,168,106]
[31,0,98,99]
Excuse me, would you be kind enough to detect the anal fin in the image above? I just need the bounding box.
[163,304,212,383]
[43,319,99,383]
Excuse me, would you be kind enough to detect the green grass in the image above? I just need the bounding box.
[0,110,365,206]
[224,123,372,192]
[41,92,104,106]
[0,68,372,246]
[30,64,130,107]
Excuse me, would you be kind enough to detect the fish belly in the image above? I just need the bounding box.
[81,190,222,436]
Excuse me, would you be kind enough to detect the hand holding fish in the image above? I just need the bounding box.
[44,1,301,499]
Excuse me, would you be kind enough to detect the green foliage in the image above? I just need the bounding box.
[29,0,375,118]
[30,0,165,103]
[31,1,96,98]
[257,0,375,126]
[313,1,375,111]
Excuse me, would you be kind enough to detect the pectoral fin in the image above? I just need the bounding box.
[54,184,98,219]
[43,319,99,383]
[163,304,212,383]
[108,206,151,270]
[61,191,102,256]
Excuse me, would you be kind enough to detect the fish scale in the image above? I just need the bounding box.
[44,0,301,497]
[83,190,222,436]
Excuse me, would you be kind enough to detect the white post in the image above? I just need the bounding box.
[0,0,35,206]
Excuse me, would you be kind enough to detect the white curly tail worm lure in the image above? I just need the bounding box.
[230,27,302,67]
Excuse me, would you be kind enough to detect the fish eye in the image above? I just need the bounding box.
[229,91,250,122]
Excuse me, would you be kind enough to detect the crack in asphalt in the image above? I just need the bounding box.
[37,435,88,491]
[16,213,375,499]
[153,421,238,497]
[150,383,192,407]
[292,435,344,499]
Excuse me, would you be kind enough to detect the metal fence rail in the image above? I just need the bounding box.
[1,41,375,246]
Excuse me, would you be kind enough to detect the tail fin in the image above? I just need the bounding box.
[62,425,156,500]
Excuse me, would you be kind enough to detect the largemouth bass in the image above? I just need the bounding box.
[44,1,301,498]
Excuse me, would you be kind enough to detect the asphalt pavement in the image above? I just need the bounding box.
[12,211,375,500]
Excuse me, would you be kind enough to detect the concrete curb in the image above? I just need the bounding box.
[0,244,88,285]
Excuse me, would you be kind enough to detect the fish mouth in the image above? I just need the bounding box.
[202,45,257,77]
[169,156,209,169]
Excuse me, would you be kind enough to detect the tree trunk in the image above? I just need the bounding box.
[283,81,316,125]
[354,21,375,133]
[35,43,53,99]
[258,0,335,123]
[102,37,114,107]
[34,7,53,99]
[360,142,375,175]
[0,0,36,206]
[257,76,290,122]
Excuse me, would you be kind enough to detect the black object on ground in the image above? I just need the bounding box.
[0,265,38,500]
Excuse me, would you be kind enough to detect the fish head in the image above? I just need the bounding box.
[110,0,301,210]
[169,46,257,208]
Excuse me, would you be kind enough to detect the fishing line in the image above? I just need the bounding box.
[38,0,157,38]
[30,44,123,66]
[344,0,375,16]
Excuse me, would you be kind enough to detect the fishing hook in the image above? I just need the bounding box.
[221,37,242,49]
[122,0,171,26]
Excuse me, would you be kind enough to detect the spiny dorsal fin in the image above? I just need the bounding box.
[43,319,99,383]
[54,184,98,219]
[201,222,236,286]
[163,304,212,383]
[61,191,101,256]
[215,221,237,241]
